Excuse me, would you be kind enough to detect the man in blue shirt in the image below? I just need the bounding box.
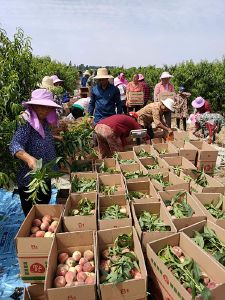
[81,70,90,87]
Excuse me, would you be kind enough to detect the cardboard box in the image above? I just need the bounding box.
[132,202,177,254]
[45,231,97,300]
[97,227,147,300]
[23,284,45,300]
[80,87,89,93]
[98,194,132,230]
[116,151,138,164]
[162,156,196,175]
[133,144,156,159]
[80,92,88,98]
[180,170,225,194]
[147,233,225,300]
[139,156,169,175]
[126,179,159,203]
[56,189,70,205]
[196,160,217,175]
[15,205,64,283]
[174,131,200,141]
[98,174,126,196]
[192,193,225,229]
[70,172,98,196]
[94,158,120,175]
[190,141,218,162]
[151,138,165,145]
[120,162,148,183]
[151,143,178,158]
[129,92,144,105]
[150,171,189,192]
[158,189,206,231]
[169,141,198,164]
[63,193,97,232]
[157,92,175,102]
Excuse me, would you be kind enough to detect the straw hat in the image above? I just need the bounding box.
[94,68,113,79]
[22,89,62,108]
[160,72,174,79]
[84,70,90,76]
[161,98,175,112]
[38,76,55,89]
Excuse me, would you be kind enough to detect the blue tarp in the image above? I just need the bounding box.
[0,188,57,300]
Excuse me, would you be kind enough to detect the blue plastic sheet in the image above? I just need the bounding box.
[0,188,57,300]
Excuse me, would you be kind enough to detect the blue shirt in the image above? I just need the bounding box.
[81,76,88,87]
[88,83,122,124]
[9,121,58,188]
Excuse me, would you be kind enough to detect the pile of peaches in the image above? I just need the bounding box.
[30,215,58,237]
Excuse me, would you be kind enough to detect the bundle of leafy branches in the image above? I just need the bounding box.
[68,197,95,216]
[154,148,169,155]
[70,160,92,172]
[183,134,196,142]
[158,245,212,299]
[204,196,225,219]
[101,205,128,220]
[100,232,142,285]
[183,169,209,192]
[171,165,184,176]
[126,191,151,200]
[97,161,119,174]
[136,148,152,158]
[99,184,123,196]
[150,173,173,191]
[138,211,171,232]
[164,191,195,219]
[70,176,97,193]
[122,170,148,180]
[145,164,161,170]
[192,225,225,267]
[113,152,137,164]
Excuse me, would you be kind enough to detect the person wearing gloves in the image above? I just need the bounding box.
[9,89,62,216]
[95,112,150,158]
[174,87,191,131]
[191,97,212,114]
[154,71,176,127]
[137,98,174,139]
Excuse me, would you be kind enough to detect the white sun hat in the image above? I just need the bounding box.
[160,71,174,79]
[161,98,175,112]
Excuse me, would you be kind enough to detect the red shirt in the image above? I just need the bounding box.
[198,100,212,113]
[97,114,150,146]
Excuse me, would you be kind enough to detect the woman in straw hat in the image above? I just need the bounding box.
[9,89,62,216]
[81,70,90,87]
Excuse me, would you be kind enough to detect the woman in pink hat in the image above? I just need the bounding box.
[9,89,62,216]
[191,97,212,114]
[51,75,64,115]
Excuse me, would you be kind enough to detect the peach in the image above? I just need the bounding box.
[51,220,58,227]
[58,253,69,264]
[130,268,139,278]
[65,271,76,283]
[85,272,91,277]
[117,187,124,191]
[68,267,76,274]
[72,251,82,261]
[173,246,182,257]
[102,249,110,259]
[75,265,83,273]
[120,207,127,214]
[85,277,94,284]
[79,257,88,266]
[100,263,109,273]
[192,213,196,217]
[56,267,68,277]
[187,288,192,294]
[74,282,85,286]
[54,276,66,288]
[89,260,95,271]
[30,234,36,237]
[134,272,142,279]
[169,267,173,272]
[48,225,57,233]
[179,256,185,263]
[207,282,217,289]
[167,206,173,211]
[112,255,120,261]
[89,272,95,277]
[66,257,76,267]
[40,222,49,231]
[30,226,39,234]
[63,265,69,271]
[32,219,41,227]
[35,231,45,237]
[57,264,65,269]
[83,262,93,273]
[83,250,94,261]
[202,272,210,285]
[122,249,129,253]
[42,215,51,223]
[44,232,52,237]
[77,272,87,282]
[171,215,176,219]
[100,275,106,283]
[90,209,95,215]
[65,282,75,287]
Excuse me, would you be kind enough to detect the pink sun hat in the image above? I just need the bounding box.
[139,74,144,81]
[51,75,64,84]
[22,89,62,108]
[192,97,205,108]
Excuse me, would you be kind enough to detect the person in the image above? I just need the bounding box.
[154,71,176,127]
[126,73,143,112]
[174,87,191,131]
[107,69,114,85]
[114,72,121,86]
[139,74,150,106]
[119,73,128,85]
[51,75,64,87]
[78,70,83,80]
[115,80,127,114]
[137,98,174,139]
[86,71,99,88]
[71,97,91,119]
[191,97,212,114]
[95,112,150,158]
[9,89,62,216]
[81,70,90,87]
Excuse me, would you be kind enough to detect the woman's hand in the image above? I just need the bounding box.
[53,135,63,142]
[168,128,173,135]
[27,156,38,170]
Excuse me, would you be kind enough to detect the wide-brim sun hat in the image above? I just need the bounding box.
[192,97,205,108]
[84,70,90,76]
[139,74,144,81]
[51,75,64,84]
[94,68,113,79]
[160,72,174,79]
[161,98,175,112]
[38,76,55,89]
[22,89,62,109]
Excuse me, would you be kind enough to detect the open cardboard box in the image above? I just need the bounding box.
[158,189,206,231]
[97,226,147,300]
[126,179,159,203]
[23,284,45,300]
[192,193,225,229]
[174,131,200,141]
[133,144,156,160]
[94,158,120,175]
[98,194,132,230]
[147,232,225,300]
[168,141,198,164]
[45,231,97,300]
[151,138,165,145]
[115,151,138,164]
[63,193,97,232]
[180,170,225,194]
[131,202,177,255]
[120,162,148,183]
[56,188,70,205]
[98,174,126,196]
[162,156,196,176]
[139,156,169,174]
[152,143,178,158]
[70,172,98,196]
[150,171,189,192]
[190,141,218,161]
[15,205,64,283]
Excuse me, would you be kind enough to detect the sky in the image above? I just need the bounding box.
[0,0,225,68]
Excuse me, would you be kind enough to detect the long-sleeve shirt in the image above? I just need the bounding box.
[154,82,175,102]
[140,81,150,103]
[97,114,150,146]
[198,100,212,114]
[137,102,166,128]
[9,121,57,188]
[81,77,88,87]
[88,82,122,124]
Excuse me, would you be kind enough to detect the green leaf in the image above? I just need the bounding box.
[192,262,202,283]
[36,158,43,170]
[201,287,211,300]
